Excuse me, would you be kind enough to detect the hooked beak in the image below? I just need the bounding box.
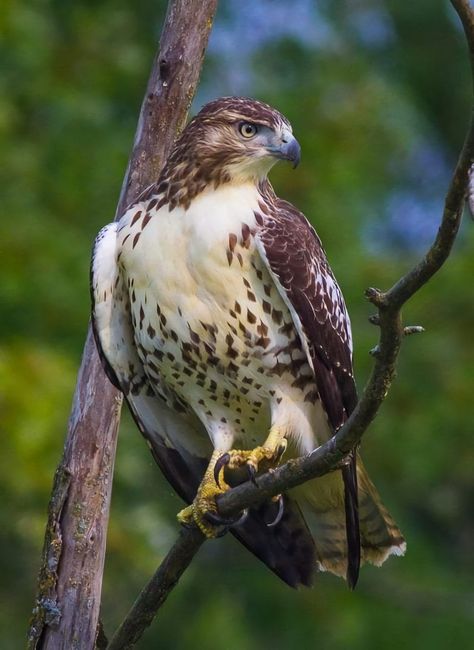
[267,132,301,169]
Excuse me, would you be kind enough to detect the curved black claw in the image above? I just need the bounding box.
[204,509,239,528]
[267,494,285,528]
[231,508,249,528]
[204,507,249,536]
[246,463,258,486]
[214,452,230,488]
[275,443,287,464]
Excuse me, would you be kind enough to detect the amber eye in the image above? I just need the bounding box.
[239,122,258,138]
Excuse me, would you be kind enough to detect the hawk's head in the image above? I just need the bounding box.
[158,97,300,209]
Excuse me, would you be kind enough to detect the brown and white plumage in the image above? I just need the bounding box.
[91,96,405,588]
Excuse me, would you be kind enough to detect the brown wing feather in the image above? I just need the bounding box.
[256,195,360,586]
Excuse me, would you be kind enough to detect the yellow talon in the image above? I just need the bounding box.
[177,429,287,537]
[224,431,287,478]
[177,450,231,538]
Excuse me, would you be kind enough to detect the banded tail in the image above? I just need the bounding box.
[297,459,406,581]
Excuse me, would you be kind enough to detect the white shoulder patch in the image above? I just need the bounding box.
[91,221,146,396]
[91,222,120,360]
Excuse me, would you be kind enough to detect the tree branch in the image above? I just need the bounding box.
[28,1,218,648]
[104,1,474,647]
[106,528,205,650]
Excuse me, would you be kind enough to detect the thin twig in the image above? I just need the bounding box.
[106,529,205,650]
[105,1,474,647]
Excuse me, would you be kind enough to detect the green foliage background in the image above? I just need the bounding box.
[1,1,473,647]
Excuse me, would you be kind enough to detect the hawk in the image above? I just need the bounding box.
[91,97,405,588]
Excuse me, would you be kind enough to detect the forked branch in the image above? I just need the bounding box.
[105,1,474,648]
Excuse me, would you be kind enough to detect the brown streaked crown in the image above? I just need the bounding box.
[196,96,291,131]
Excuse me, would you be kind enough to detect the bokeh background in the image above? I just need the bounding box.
[1,1,474,648]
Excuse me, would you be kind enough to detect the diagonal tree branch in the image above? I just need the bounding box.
[105,1,474,648]
[28,1,218,648]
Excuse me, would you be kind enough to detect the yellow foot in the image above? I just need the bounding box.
[215,439,288,486]
[177,453,247,538]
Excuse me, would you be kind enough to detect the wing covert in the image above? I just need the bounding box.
[255,197,361,586]
[255,198,357,430]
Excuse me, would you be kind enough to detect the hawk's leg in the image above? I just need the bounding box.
[216,425,288,484]
[177,449,247,538]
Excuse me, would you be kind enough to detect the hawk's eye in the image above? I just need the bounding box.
[239,122,258,138]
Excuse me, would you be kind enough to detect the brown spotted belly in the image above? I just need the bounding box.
[127,245,319,448]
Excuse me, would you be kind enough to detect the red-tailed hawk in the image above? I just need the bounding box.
[91,97,405,588]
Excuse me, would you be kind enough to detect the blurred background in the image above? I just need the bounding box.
[1,0,473,647]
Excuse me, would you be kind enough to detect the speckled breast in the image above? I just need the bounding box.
[121,191,318,444]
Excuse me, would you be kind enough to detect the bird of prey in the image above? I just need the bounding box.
[91,97,405,588]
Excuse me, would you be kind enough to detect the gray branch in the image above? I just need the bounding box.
[105,1,474,648]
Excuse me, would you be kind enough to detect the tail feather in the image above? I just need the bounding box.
[342,453,360,589]
[357,467,406,566]
[232,496,317,588]
[295,459,405,582]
